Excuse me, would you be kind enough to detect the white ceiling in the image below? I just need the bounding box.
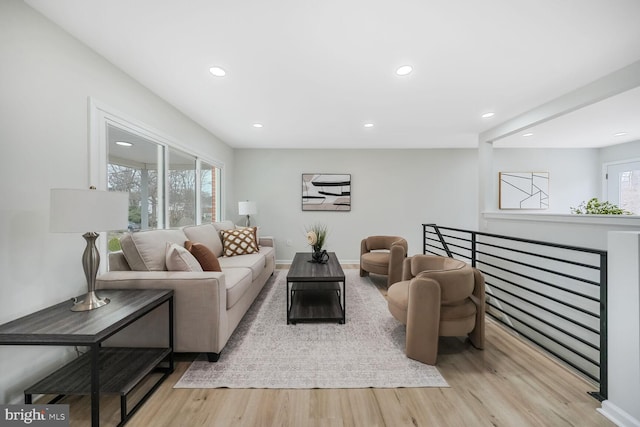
[494,85,640,148]
[24,0,640,149]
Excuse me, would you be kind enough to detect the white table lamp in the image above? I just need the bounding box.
[50,188,129,311]
[238,201,257,227]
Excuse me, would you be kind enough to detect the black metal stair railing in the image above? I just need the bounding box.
[423,224,607,401]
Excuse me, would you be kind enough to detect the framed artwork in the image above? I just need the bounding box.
[499,172,549,209]
[302,174,351,211]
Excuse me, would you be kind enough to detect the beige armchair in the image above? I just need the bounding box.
[360,236,408,287]
[387,255,485,365]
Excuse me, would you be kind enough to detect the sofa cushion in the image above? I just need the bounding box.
[185,241,222,272]
[165,242,203,272]
[213,220,236,233]
[183,224,224,257]
[221,227,259,257]
[120,229,188,271]
[222,267,253,309]
[218,252,266,281]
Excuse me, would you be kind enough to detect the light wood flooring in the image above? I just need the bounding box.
[47,269,613,426]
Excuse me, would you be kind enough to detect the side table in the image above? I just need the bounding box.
[0,289,174,427]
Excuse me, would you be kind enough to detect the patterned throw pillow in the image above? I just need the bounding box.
[220,227,259,257]
[185,241,222,272]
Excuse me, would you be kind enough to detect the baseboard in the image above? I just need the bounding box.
[598,400,640,427]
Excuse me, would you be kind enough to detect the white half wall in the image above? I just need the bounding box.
[599,232,640,427]
[233,149,480,263]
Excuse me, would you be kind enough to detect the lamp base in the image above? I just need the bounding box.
[70,291,110,312]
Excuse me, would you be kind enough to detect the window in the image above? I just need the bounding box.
[168,148,196,227]
[91,100,223,260]
[606,160,640,214]
[107,138,222,229]
[107,124,161,231]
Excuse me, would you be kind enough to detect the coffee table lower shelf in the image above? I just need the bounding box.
[288,282,344,324]
[25,347,172,426]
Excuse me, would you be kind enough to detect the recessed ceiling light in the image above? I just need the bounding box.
[522,133,533,137]
[614,132,628,137]
[209,66,226,77]
[481,112,495,119]
[395,65,413,76]
[252,123,263,128]
[115,141,133,147]
[364,123,374,128]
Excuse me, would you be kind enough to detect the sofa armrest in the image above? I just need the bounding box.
[388,243,407,286]
[96,271,228,353]
[259,235,275,250]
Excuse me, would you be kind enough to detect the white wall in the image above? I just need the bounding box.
[492,147,600,214]
[0,0,233,404]
[234,149,479,263]
[600,139,640,164]
[484,142,640,249]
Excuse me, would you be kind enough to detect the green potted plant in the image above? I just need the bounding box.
[570,197,631,215]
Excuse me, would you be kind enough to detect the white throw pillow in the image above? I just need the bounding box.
[165,242,203,272]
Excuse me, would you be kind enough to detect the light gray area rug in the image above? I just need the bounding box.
[174,269,448,389]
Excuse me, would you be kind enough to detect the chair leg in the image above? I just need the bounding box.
[469,268,486,350]
[406,278,441,365]
[468,309,485,350]
[360,268,368,277]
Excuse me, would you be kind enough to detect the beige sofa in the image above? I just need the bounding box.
[96,221,276,362]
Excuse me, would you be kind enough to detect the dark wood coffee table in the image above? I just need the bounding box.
[286,252,346,324]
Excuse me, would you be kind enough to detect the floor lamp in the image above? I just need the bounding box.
[50,188,129,311]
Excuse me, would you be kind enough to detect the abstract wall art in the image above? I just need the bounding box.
[499,172,549,210]
[302,174,351,211]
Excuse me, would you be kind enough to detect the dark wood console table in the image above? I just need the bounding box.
[287,252,346,324]
[0,289,174,427]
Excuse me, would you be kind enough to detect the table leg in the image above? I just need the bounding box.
[90,343,100,427]
[286,280,290,324]
[342,279,346,324]
[168,296,174,372]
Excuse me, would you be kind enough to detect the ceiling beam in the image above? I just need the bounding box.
[481,60,640,143]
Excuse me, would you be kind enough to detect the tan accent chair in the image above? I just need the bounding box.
[387,255,485,365]
[359,236,408,287]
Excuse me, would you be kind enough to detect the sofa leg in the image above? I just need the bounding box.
[207,352,220,362]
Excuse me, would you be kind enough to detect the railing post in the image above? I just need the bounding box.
[422,224,427,254]
[471,232,477,268]
[589,252,608,401]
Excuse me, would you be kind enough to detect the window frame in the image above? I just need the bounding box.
[89,99,224,267]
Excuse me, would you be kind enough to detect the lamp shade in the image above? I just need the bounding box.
[50,188,129,233]
[238,201,257,216]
